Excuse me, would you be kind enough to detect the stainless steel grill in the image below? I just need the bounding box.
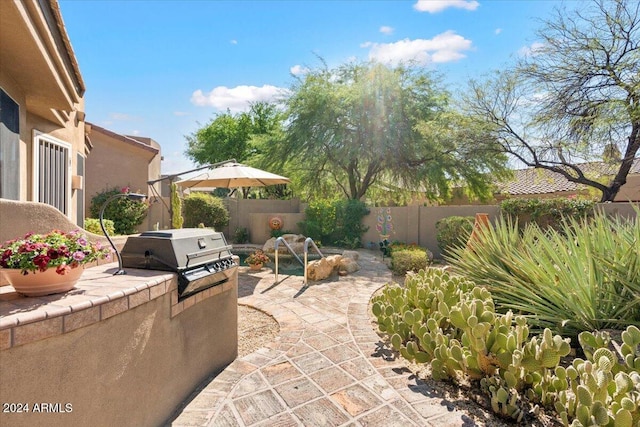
[120,229,237,301]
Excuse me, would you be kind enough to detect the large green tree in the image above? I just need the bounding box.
[184,101,282,165]
[262,61,508,201]
[464,0,639,202]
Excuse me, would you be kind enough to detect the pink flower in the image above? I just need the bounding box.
[72,251,86,262]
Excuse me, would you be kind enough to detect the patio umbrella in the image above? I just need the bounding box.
[174,162,290,190]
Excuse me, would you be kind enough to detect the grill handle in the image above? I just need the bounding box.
[185,245,233,268]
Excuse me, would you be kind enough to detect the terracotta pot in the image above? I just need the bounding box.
[249,263,263,271]
[2,266,83,297]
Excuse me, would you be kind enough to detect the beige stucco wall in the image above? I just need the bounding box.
[84,127,162,232]
[225,198,302,241]
[615,174,640,202]
[226,199,637,259]
[249,213,305,243]
[361,205,502,259]
[0,281,238,427]
[1,0,86,224]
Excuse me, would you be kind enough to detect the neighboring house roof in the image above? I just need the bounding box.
[87,122,160,155]
[495,159,640,196]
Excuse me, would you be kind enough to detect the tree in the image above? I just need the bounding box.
[262,61,507,201]
[184,101,283,166]
[464,0,639,202]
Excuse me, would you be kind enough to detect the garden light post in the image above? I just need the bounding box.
[99,192,147,275]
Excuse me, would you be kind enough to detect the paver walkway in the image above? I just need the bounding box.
[170,250,470,427]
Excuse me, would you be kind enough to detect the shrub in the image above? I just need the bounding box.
[435,216,474,257]
[84,218,114,236]
[170,183,183,229]
[298,199,369,248]
[299,199,336,243]
[89,188,148,235]
[233,227,249,244]
[500,198,595,230]
[390,246,432,275]
[182,193,229,230]
[448,211,640,339]
[334,199,370,248]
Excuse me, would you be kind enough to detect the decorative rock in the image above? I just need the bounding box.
[307,258,334,281]
[338,257,360,274]
[326,255,343,268]
[342,250,359,261]
[263,234,306,255]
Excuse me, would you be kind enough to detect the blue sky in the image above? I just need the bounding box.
[58,0,565,175]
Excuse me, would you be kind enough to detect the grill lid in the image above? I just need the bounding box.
[121,228,233,271]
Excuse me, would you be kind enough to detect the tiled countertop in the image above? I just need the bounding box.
[0,263,177,350]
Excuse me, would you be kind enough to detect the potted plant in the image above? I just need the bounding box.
[245,250,270,271]
[0,229,111,296]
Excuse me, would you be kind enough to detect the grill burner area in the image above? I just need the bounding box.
[120,229,237,301]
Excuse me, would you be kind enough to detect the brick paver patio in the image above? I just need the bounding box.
[170,250,469,426]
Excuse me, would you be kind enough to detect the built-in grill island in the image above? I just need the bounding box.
[121,228,237,301]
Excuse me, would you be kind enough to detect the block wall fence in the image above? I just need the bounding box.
[215,199,638,259]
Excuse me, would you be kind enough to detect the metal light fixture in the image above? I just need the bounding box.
[99,192,147,275]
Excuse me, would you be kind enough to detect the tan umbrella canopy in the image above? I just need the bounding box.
[175,162,290,190]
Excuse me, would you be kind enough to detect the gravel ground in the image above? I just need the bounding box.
[237,304,279,358]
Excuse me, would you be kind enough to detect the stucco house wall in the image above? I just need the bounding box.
[0,0,87,225]
[84,123,162,232]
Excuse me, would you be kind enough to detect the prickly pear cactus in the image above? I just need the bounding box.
[371,268,640,426]
[554,326,640,427]
[481,376,525,422]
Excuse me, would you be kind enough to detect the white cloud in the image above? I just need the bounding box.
[161,153,198,176]
[230,39,238,45]
[290,65,309,76]
[518,42,545,57]
[413,0,479,13]
[380,26,394,35]
[495,28,502,35]
[190,85,288,112]
[363,31,473,66]
[129,130,140,136]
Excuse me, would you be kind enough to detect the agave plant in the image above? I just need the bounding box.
[448,207,640,339]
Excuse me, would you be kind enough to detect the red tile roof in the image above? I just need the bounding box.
[496,159,640,196]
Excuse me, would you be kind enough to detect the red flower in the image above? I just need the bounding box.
[56,264,71,275]
[33,254,51,272]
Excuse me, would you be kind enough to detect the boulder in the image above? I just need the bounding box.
[307,257,334,281]
[338,257,360,274]
[325,255,343,268]
[342,250,360,261]
[263,234,306,255]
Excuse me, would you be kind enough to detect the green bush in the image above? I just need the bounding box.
[500,198,595,230]
[89,188,148,235]
[390,247,432,275]
[334,199,370,248]
[170,183,183,229]
[84,217,114,236]
[435,216,474,257]
[448,210,640,339]
[298,199,369,248]
[233,227,249,244]
[182,193,229,230]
